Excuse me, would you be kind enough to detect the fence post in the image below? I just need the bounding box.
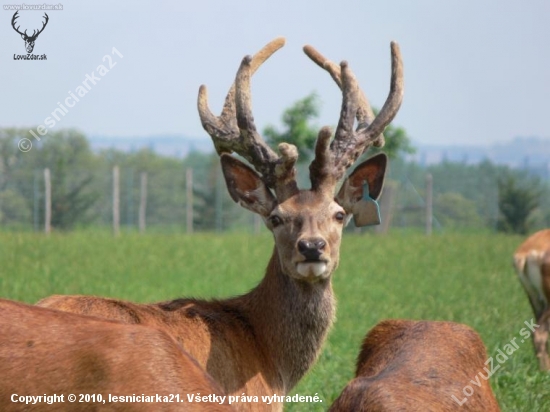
[186,168,193,234]
[215,167,223,232]
[113,166,120,237]
[127,168,134,228]
[139,172,147,233]
[44,168,51,235]
[426,173,433,235]
[254,214,262,235]
[33,170,39,232]
[375,183,395,235]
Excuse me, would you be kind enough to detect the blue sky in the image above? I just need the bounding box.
[1,0,549,147]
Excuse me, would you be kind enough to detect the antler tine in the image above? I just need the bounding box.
[234,54,299,196]
[198,38,299,198]
[359,42,404,139]
[234,55,279,176]
[303,44,382,146]
[219,37,285,125]
[198,38,285,156]
[306,42,404,191]
[309,126,334,190]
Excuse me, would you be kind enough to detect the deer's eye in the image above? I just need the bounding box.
[269,215,283,228]
[335,211,346,222]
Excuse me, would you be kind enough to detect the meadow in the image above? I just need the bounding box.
[1,231,549,411]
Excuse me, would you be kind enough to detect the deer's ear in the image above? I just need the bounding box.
[221,154,277,217]
[336,153,387,227]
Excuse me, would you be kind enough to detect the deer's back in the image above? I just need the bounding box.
[37,294,280,405]
[0,298,231,411]
[330,320,500,412]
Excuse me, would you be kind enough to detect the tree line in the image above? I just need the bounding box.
[0,94,548,234]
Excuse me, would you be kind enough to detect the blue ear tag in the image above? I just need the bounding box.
[351,183,381,227]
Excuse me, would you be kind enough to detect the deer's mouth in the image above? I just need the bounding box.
[296,260,329,279]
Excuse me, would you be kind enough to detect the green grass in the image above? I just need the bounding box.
[1,232,549,410]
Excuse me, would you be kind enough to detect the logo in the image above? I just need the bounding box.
[11,11,48,54]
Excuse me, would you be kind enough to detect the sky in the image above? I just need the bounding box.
[1,0,549,148]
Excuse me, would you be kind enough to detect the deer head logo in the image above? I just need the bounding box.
[11,11,49,54]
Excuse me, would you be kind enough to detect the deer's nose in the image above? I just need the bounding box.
[298,238,326,261]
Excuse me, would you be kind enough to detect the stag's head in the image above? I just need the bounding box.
[11,11,49,53]
[198,38,403,283]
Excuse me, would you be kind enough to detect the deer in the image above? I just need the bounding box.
[329,320,501,412]
[0,298,232,412]
[11,11,49,54]
[37,37,404,411]
[513,229,550,371]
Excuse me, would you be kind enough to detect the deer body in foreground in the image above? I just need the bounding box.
[38,37,404,410]
[0,299,231,412]
[329,320,500,412]
[513,228,550,370]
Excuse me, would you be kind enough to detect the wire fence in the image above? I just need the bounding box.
[4,159,547,235]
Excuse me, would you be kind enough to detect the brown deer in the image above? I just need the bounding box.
[0,298,231,412]
[513,229,550,370]
[37,37,404,410]
[329,320,501,412]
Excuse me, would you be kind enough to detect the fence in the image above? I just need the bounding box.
[4,158,547,235]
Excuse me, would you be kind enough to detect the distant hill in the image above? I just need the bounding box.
[410,136,550,178]
[412,136,550,166]
[88,134,212,158]
[89,134,550,178]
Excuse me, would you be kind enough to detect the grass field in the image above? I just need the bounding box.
[1,231,549,410]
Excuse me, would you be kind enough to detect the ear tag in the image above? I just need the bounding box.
[351,183,381,227]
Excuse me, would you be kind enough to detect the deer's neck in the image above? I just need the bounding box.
[236,247,335,392]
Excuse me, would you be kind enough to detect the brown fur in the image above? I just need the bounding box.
[329,320,500,412]
[0,299,230,412]
[37,157,387,412]
[513,229,550,370]
[38,254,333,412]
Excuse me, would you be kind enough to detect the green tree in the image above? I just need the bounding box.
[191,153,223,231]
[0,128,32,192]
[189,152,245,232]
[0,128,100,230]
[98,147,188,230]
[434,192,483,229]
[34,130,100,230]
[263,92,320,162]
[0,189,31,226]
[497,173,541,234]
[264,94,415,163]
[369,119,415,160]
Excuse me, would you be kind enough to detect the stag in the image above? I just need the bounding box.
[38,37,404,411]
[0,299,232,412]
[330,320,501,412]
[513,229,550,370]
[11,11,49,53]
